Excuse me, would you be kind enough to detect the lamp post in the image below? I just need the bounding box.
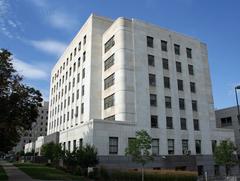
[235,85,240,123]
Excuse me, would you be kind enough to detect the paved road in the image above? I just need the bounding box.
[0,161,34,181]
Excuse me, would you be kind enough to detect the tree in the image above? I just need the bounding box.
[0,49,42,152]
[41,142,63,163]
[125,130,153,181]
[213,140,238,176]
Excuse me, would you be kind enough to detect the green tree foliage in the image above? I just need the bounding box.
[125,130,153,166]
[41,142,63,163]
[0,49,42,153]
[213,140,238,175]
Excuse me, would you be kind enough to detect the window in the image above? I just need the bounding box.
[147,36,154,48]
[176,61,182,73]
[78,57,81,67]
[214,165,220,176]
[104,115,115,121]
[79,138,83,148]
[165,96,171,108]
[186,48,192,58]
[82,68,85,79]
[180,118,187,130]
[78,42,81,51]
[166,117,173,129]
[192,100,198,111]
[81,103,84,114]
[83,51,86,62]
[77,73,80,83]
[212,140,217,153]
[161,40,167,51]
[190,82,196,93]
[73,63,76,72]
[150,94,157,106]
[109,137,118,154]
[104,73,115,89]
[179,98,185,110]
[162,58,169,70]
[151,115,158,128]
[71,109,74,119]
[194,119,200,130]
[104,54,114,71]
[83,35,87,45]
[182,139,189,154]
[72,93,75,103]
[188,64,194,75]
[168,139,174,154]
[70,53,72,61]
[75,106,79,117]
[152,139,159,155]
[174,44,180,55]
[164,77,170,89]
[149,74,156,86]
[73,140,76,150]
[68,141,71,151]
[220,117,232,126]
[104,94,114,109]
[177,79,184,91]
[195,140,201,154]
[81,85,84,96]
[74,48,77,56]
[197,165,204,176]
[105,36,115,53]
[148,54,155,66]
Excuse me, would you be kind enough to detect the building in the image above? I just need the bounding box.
[216,106,240,148]
[13,101,49,153]
[47,14,235,176]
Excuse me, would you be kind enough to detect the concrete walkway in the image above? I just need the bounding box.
[0,161,34,181]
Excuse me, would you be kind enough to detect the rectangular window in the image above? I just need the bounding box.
[177,79,184,91]
[83,35,87,45]
[212,140,217,153]
[151,115,158,128]
[179,98,185,110]
[192,100,198,111]
[149,74,156,86]
[77,73,80,83]
[73,140,76,150]
[78,42,81,51]
[78,57,81,67]
[161,40,167,51]
[81,85,84,96]
[68,141,71,151]
[147,36,154,48]
[104,94,114,109]
[164,77,170,89]
[190,82,196,93]
[75,106,78,117]
[83,51,86,62]
[195,140,201,154]
[166,117,173,129]
[79,138,83,148]
[82,68,85,79]
[74,48,77,56]
[71,109,74,119]
[168,139,174,154]
[186,48,192,58]
[188,64,194,75]
[220,117,232,126]
[214,165,220,176]
[150,94,157,106]
[152,139,159,156]
[104,54,114,71]
[176,61,182,73]
[81,103,84,114]
[73,63,76,72]
[70,53,72,61]
[76,89,79,100]
[148,54,155,66]
[194,119,200,130]
[104,73,115,89]
[182,139,189,154]
[105,36,115,53]
[109,137,118,155]
[165,96,171,109]
[174,44,180,55]
[180,118,187,130]
[104,115,115,121]
[162,58,169,70]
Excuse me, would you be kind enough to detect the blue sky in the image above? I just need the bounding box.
[0,0,239,109]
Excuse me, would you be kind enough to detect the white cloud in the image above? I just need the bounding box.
[48,11,78,30]
[13,58,48,80]
[29,0,48,8]
[0,0,8,18]
[30,39,67,56]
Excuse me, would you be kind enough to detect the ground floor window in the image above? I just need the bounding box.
[109,137,118,155]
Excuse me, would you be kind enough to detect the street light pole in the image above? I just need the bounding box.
[235,86,240,123]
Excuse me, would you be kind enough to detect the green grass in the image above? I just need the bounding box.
[15,163,88,180]
[0,165,8,181]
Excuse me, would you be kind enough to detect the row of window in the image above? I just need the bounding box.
[146,36,192,58]
[52,35,87,83]
[151,115,200,130]
[148,55,194,75]
[109,137,201,155]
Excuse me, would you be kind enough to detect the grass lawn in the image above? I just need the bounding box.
[0,165,8,181]
[15,163,88,180]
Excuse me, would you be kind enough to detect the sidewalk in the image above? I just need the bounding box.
[0,161,33,181]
